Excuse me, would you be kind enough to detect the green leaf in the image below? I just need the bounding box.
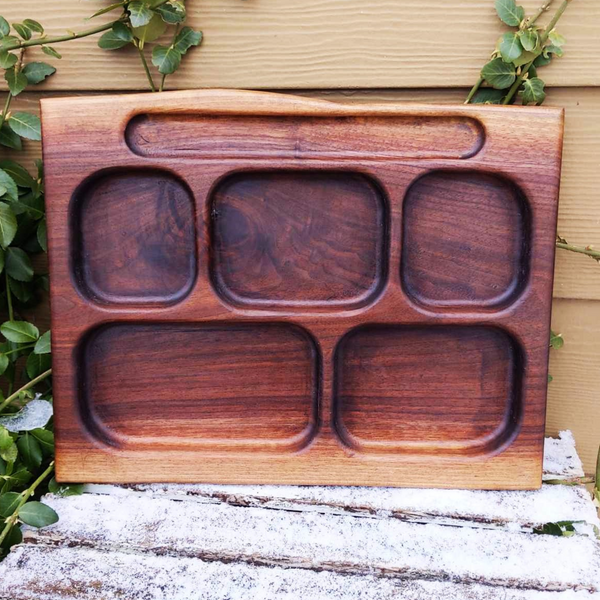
[0,353,8,376]
[0,441,17,464]
[22,19,44,35]
[481,58,517,90]
[31,428,54,456]
[519,28,539,52]
[0,160,35,188]
[133,13,167,45]
[0,491,21,518]
[495,0,525,27]
[22,62,56,85]
[18,501,58,527]
[48,478,83,497]
[544,43,564,58]
[0,124,22,150]
[17,433,42,470]
[41,46,62,60]
[6,467,31,486]
[0,168,18,201]
[0,16,10,37]
[98,21,133,50]
[0,524,22,552]
[7,112,41,141]
[0,427,11,451]
[26,352,51,379]
[8,277,33,303]
[152,44,181,74]
[37,219,47,252]
[0,246,4,274]
[12,23,31,41]
[4,68,28,96]
[548,30,566,47]
[34,330,51,355]
[155,1,186,24]
[173,26,202,55]
[550,329,564,350]
[128,1,154,28]
[499,32,522,62]
[1,321,39,343]
[0,49,17,69]
[6,247,34,282]
[534,52,552,68]
[0,202,17,248]
[521,76,546,105]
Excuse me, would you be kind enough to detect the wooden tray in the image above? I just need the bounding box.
[41,90,564,489]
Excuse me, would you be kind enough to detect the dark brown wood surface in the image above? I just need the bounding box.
[41,90,564,489]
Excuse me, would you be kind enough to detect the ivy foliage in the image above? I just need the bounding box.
[467,0,571,105]
[96,0,202,90]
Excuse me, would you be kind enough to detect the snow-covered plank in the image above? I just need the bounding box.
[88,481,598,531]
[543,431,586,480]
[2,545,600,600]
[82,432,596,531]
[24,492,600,592]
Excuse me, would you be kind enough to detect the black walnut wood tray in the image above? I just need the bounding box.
[41,89,564,489]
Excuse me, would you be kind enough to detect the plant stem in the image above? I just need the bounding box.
[502,0,572,105]
[0,92,12,132]
[556,241,600,262]
[0,369,52,413]
[2,21,119,51]
[0,461,54,549]
[5,271,13,322]
[594,446,600,502]
[465,77,484,104]
[1,343,35,357]
[528,0,555,26]
[544,476,596,486]
[1,0,172,51]
[135,43,157,92]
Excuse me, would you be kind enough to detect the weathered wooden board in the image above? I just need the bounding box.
[0,433,598,599]
[41,89,563,488]
[0,0,597,90]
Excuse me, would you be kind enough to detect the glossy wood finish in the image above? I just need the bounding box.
[41,89,564,489]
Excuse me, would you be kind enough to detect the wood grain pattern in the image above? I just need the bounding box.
[0,0,596,90]
[212,171,385,308]
[81,323,317,450]
[335,326,519,455]
[401,171,528,307]
[74,170,197,305]
[41,89,563,488]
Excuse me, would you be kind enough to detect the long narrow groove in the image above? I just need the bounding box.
[21,537,598,594]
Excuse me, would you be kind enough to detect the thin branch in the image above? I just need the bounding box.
[135,42,156,92]
[556,241,600,262]
[544,476,595,486]
[465,77,484,104]
[0,461,54,549]
[0,369,53,413]
[502,0,573,105]
[527,0,556,26]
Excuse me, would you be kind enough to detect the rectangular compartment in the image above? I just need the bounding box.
[334,325,521,455]
[80,323,318,452]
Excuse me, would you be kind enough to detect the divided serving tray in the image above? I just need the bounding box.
[41,90,564,489]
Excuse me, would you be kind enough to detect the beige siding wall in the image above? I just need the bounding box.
[1,1,599,471]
